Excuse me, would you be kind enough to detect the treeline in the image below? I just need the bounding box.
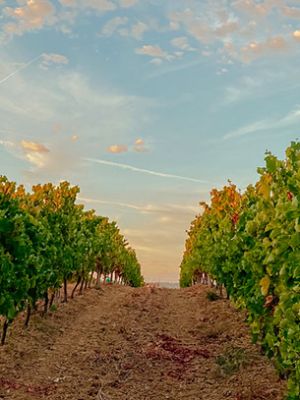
[0,176,143,344]
[180,142,300,399]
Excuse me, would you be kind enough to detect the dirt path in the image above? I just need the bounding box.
[0,285,286,400]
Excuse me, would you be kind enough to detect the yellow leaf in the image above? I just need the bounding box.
[260,275,271,296]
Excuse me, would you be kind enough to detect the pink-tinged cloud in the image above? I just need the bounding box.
[234,0,275,18]
[119,0,138,8]
[293,30,300,40]
[171,36,194,51]
[59,0,116,12]
[20,140,50,168]
[215,21,240,37]
[135,138,144,146]
[20,140,49,153]
[133,138,148,152]
[236,36,288,63]
[135,45,170,59]
[3,0,56,36]
[107,144,128,153]
[282,6,300,20]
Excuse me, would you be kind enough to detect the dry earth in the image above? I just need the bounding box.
[0,285,286,400]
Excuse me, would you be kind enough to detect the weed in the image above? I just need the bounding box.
[216,346,249,375]
[206,291,220,301]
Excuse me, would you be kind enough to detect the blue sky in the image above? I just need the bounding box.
[1,0,300,281]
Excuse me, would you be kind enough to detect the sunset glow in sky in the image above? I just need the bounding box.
[1,0,300,281]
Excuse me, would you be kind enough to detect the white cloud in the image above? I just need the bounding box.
[40,53,69,69]
[130,21,148,40]
[149,58,163,66]
[135,44,170,60]
[101,16,128,36]
[170,36,195,51]
[0,139,15,149]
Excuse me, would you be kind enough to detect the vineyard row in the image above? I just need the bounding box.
[180,142,300,399]
[0,177,143,344]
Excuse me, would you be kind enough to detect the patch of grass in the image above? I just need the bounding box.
[216,346,249,375]
[50,305,58,312]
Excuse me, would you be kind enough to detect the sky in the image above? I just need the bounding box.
[0,0,300,282]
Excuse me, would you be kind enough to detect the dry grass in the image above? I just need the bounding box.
[0,285,286,400]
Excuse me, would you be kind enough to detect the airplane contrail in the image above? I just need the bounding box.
[78,196,148,212]
[0,54,42,86]
[84,157,208,184]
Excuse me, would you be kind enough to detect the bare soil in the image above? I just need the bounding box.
[0,285,286,400]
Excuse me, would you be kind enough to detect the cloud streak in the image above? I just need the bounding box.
[78,196,147,211]
[223,106,300,140]
[78,196,200,215]
[84,157,207,183]
[0,54,42,85]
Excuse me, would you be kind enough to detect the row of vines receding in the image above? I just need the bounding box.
[0,177,143,344]
[180,141,300,400]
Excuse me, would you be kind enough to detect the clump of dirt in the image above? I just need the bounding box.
[0,285,286,400]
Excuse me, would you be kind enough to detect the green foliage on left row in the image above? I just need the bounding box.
[0,176,143,340]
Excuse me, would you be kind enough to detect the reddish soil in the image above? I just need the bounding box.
[0,285,286,400]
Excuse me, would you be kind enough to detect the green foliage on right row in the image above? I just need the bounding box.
[180,142,300,399]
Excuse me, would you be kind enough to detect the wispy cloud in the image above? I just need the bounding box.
[0,138,50,169]
[0,139,15,149]
[79,196,200,216]
[222,76,262,105]
[223,106,300,140]
[83,157,207,183]
[170,36,195,51]
[101,16,128,37]
[146,58,206,79]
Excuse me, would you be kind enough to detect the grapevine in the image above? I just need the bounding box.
[0,177,143,344]
[180,142,300,399]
